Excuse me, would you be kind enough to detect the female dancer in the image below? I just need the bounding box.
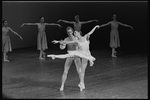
[21,17,61,60]
[57,15,98,33]
[47,25,100,91]
[2,20,23,62]
[99,14,133,57]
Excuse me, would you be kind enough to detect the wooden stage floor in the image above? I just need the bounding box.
[2,48,148,99]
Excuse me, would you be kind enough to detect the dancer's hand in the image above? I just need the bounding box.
[130,26,134,30]
[95,19,99,22]
[52,40,60,44]
[21,23,24,27]
[57,19,61,23]
[20,36,23,40]
[58,24,62,28]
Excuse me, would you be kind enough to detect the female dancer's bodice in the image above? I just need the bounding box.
[2,27,9,36]
[38,23,45,33]
[111,21,119,31]
[78,37,90,52]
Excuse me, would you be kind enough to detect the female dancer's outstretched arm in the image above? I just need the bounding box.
[118,22,133,29]
[57,19,75,24]
[80,19,99,24]
[99,22,111,28]
[45,23,62,27]
[21,23,38,27]
[9,27,23,40]
[52,40,77,45]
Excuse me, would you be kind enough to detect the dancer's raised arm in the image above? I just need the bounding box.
[118,22,133,29]
[21,23,38,27]
[9,27,23,40]
[57,19,75,24]
[80,19,99,24]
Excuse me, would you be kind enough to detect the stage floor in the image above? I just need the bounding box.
[2,47,148,99]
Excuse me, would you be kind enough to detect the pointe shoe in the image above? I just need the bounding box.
[111,54,117,58]
[89,61,94,66]
[39,57,45,60]
[59,86,64,91]
[78,83,85,91]
[47,55,55,60]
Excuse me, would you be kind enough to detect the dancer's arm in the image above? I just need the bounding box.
[119,22,133,29]
[9,27,23,40]
[57,19,75,24]
[80,19,99,24]
[52,39,77,45]
[21,23,38,27]
[45,23,62,27]
[99,22,111,27]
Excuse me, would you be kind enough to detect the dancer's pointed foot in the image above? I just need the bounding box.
[89,61,94,66]
[39,57,45,60]
[47,55,55,60]
[78,83,85,91]
[59,86,64,91]
[111,54,117,58]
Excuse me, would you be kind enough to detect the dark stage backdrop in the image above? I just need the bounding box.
[2,1,148,52]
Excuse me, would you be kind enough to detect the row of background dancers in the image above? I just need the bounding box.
[2,14,133,62]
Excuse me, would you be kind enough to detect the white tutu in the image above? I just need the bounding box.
[67,50,96,62]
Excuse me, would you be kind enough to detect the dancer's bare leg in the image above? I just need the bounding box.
[78,58,88,91]
[74,57,82,80]
[3,52,9,62]
[47,54,71,60]
[111,47,117,57]
[60,57,73,91]
[39,50,45,60]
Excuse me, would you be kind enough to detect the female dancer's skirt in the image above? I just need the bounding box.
[67,50,96,62]
[2,35,12,53]
[109,30,120,48]
[37,32,48,50]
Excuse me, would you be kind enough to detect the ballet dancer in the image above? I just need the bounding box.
[2,20,23,62]
[57,15,99,33]
[54,26,82,91]
[21,16,61,60]
[99,14,133,57]
[47,25,100,91]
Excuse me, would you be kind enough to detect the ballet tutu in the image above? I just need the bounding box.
[109,30,120,48]
[2,35,12,53]
[67,50,96,62]
[37,32,48,50]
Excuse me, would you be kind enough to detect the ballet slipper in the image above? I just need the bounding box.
[47,55,55,60]
[39,57,45,60]
[59,86,64,91]
[111,54,117,58]
[78,83,85,91]
[89,61,94,66]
